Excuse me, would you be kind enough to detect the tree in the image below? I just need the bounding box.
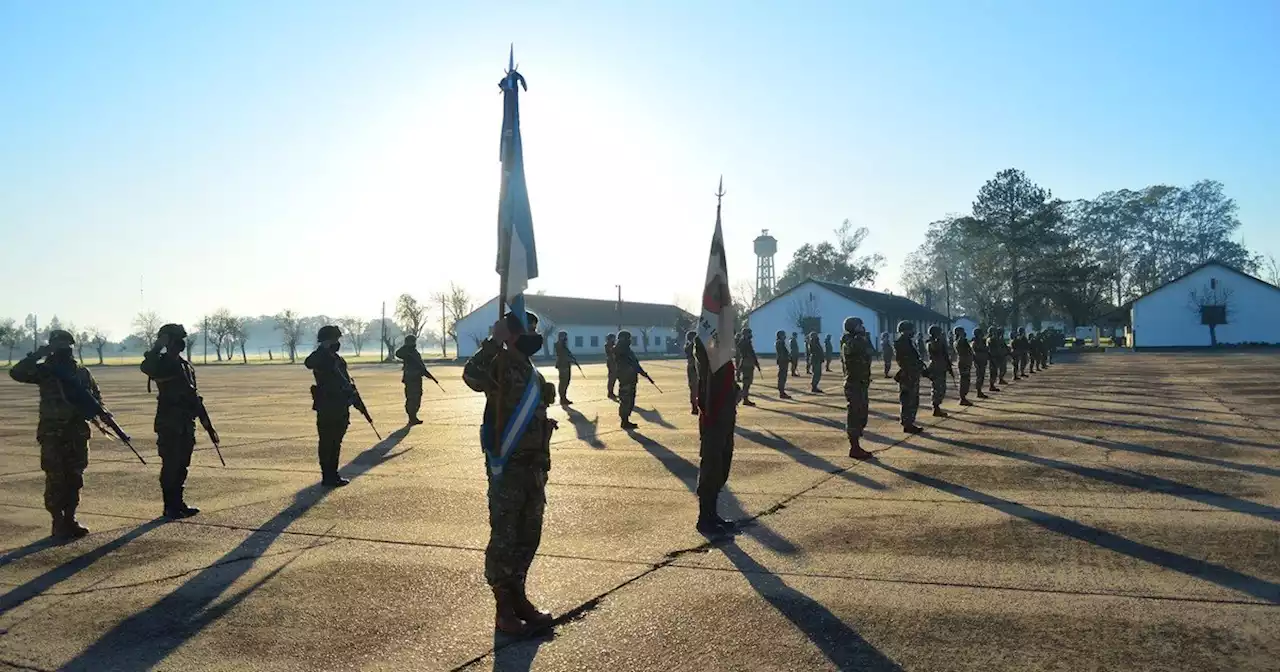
[1189,282,1234,347]
[229,316,250,363]
[24,314,38,351]
[89,329,109,365]
[395,294,429,340]
[338,317,368,356]
[1263,254,1280,287]
[369,318,402,361]
[538,320,557,357]
[0,318,17,364]
[133,311,163,344]
[638,326,652,353]
[275,310,304,363]
[776,220,884,293]
[46,315,63,343]
[72,325,88,361]
[433,283,473,357]
[787,293,821,336]
[202,308,236,361]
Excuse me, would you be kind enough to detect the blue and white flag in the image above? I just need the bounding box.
[496,46,538,330]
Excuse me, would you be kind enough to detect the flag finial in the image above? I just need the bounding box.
[508,44,514,73]
[716,176,725,206]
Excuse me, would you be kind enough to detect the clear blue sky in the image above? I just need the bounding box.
[2,1,1276,339]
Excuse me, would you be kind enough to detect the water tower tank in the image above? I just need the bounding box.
[754,231,778,257]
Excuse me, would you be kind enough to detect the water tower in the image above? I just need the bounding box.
[754,229,778,302]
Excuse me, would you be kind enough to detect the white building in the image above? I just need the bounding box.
[1130,261,1280,348]
[452,294,694,358]
[952,316,979,335]
[745,279,950,354]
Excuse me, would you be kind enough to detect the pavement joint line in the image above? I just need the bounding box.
[658,562,1280,607]
[775,494,1269,512]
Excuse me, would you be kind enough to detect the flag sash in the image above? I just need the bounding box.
[481,371,541,477]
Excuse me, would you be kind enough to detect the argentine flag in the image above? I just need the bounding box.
[496,46,538,330]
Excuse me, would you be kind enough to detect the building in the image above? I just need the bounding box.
[452,294,695,358]
[1130,261,1280,348]
[952,315,979,335]
[745,279,950,354]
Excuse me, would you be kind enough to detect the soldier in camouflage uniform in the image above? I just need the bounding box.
[684,331,698,415]
[733,331,744,383]
[842,318,875,459]
[1011,327,1028,379]
[693,337,739,535]
[953,326,975,406]
[971,327,990,399]
[788,333,800,375]
[738,327,761,406]
[140,323,205,518]
[824,334,834,372]
[305,325,355,487]
[926,326,951,417]
[1027,332,1040,373]
[806,332,824,392]
[894,322,928,434]
[879,332,893,378]
[774,330,791,399]
[604,333,618,401]
[993,327,1011,385]
[615,330,641,430]
[463,310,558,635]
[9,330,101,539]
[395,335,431,425]
[554,331,576,407]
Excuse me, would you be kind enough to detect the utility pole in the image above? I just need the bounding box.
[203,316,208,364]
[32,314,38,352]
[440,294,447,357]
[944,270,953,322]
[615,285,622,332]
[380,302,386,363]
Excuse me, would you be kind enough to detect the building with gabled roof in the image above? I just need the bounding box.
[1129,261,1280,348]
[452,294,694,358]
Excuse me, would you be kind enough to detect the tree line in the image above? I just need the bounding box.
[0,283,475,366]
[900,168,1274,329]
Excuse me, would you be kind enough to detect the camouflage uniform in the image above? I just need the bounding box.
[841,328,872,443]
[994,330,1011,384]
[615,333,640,428]
[971,329,990,397]
[788,335,800,375]
[879,334,894,378]
[141,329,203,516]
[395,341,428,423]
[807,333,824,391]
[554,336,574,405]
[694,340,738,533]
[926,331,950,412]
[305,336,354,485]
[774,333,790,397]
[9,343,98,537]
[953,330,973,404]
[894,327,928,430]
[684,335,698,414]
[824,335,835,372]
[463,327,557,631]
[1012,330,1029,378]
[738,330,759,405]
[604,335,618,400]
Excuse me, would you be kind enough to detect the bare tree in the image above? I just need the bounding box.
[71,324,88,361]
[1264,254,1280,288]
[275,310,304,363]
[538,320,556,357]
[0,318,17,364]
[89,328,109,365]
[787,293,821,334]
[24,314,38,351]
[395,294,429,340]
[338,317,368,356]
[229,316,250,363]
[432,283,473,357]
[638,326,652,353]
[46,315,63,343]
[133,311,163,343]
[1188,282,1234,347]
[203,308,236,361]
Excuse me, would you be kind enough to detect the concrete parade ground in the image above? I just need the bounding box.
[1,352,1277,671]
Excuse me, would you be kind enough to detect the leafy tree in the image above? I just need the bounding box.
[776,220,884,293]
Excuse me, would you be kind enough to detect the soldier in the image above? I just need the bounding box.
[893,322,928,434]
[733,331,744,383]
[953,326,975,407]
[994,327,1011,385]
[305,325,356,487]
[1011,327,1028,379]
[554,331,576,407]
[140,323,204,518]
[879,332,893,378]
[693,336,739,534]
[738,327,761,406]
[807,331,824,393]
[788,333,800,376]
[463,310,558,635]
[9,330,101,539]
[926,326,951,417]
[842,318,875,459]
[824,334,835,372]
[774,330,791,399]
[972,327,990,399]
[395,335,431,425]
[684,331,698,415]
[1027,332,1040,374]
[604,333,618,401]
[615,330,641,430]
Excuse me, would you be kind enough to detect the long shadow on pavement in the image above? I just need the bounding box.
[719,539,902,671]
[869,460,1280,604]
[634,407,677,430]
[629,431,797,555]
[57,427,411,671]
[985,396,1254,431]
[563,407,605,449]
[968,404,1276,450]
[0,519,167,616]
[734,427,886,491]
[490,629,551,671]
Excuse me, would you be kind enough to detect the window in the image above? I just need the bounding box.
[590,335,599,347]
[574,336,583,347]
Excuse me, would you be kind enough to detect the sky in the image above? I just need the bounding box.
[2,0,1277,339]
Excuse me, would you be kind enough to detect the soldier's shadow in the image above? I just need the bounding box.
[634,407,677,430]
[563,407,605,449]
[491,629,553,671]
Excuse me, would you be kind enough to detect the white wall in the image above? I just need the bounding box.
[1131,264,1280,347]
[746,283,885,355]
[452,297,680,358]
[953,317,978,334]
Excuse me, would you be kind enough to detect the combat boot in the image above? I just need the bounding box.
[977,390,989,399]
[513,582,555,630]
[321,474,350,487]
[492,586,528,636]
[989,384,1000,392]
[695,498,729,535]
[49,512,65,539]
[903,425,924,434]
[742,398,756,407]
[848,437,873,460]
[620,420,639,430]
[779,391,792,400]
[61,508,89,538]
[932,407,949,417]
[959,398,974,406]
[408,416,424,425]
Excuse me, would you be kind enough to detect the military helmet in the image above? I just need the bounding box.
[606,333,616,342]
[48,329,75,345]
[973,326,986,337]
[776,330,785,339]
[316,325,342,342]
[404,334,417,344]
[897,320,913,334]
[557,331,567,340]
[842,317,861,333]
[158,323,187,340]
[929,325,943,338]
[953,325,965,335]
[617,329,632,341]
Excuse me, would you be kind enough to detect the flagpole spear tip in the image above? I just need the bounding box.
[715,175,725,204]
[508,44,514,71]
